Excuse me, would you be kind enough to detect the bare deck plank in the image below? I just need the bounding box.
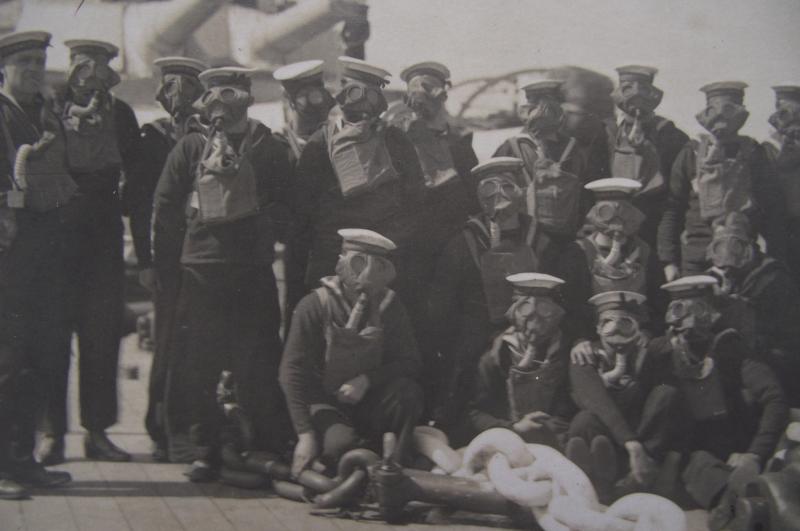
[0,499,24,531]
[60,460,133,531]
[259,495,344,531]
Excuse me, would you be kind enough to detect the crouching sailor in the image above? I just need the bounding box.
[280,229,423,478]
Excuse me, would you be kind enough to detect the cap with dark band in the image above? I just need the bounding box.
[506,272,565,297]
[154,56,207,78]
[399,61,450,84]
[520,79,563,101]
[339,56,390,87]
[772,84,800,104]
[616,65,659,84]
[274,59,325,94]
[199,66,257,90]
[700,81,747,104]
[589,290,647,315]
[64,39,119,60]
[471,156,524,181]
[338,228,396,256]
[0,31,51,59]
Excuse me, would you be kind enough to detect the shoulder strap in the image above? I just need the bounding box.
[506,134,535,184]
[654,117,670,133]
[558,136,577,164]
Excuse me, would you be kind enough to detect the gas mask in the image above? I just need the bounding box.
[666,297,720,354]
[335,250,396,298]
[612,79,663,117]
[586,200,645,238]
[521,96,564,137]
[768,99,800,144]
[196,85,253,128]
[477,175,524,224]
[156,73,203,119]
[696,97,749,139]
[506,295,565,348]
[67,53,120,102]
[335,80,387,122]
[404,74,447,120]
[707,234,754,271]
[290,85,334,119]
[597,309,642,351]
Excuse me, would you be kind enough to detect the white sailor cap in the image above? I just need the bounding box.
[154,56,207,77]
[0,31,51,59]
[660,275,718,300]
[198,66,257,89]
[700,81,748,102]
[615,65,659,83]
[506,272,565,297]
[585,177,642,199]
[64,39,119,59]
[588,290,647,313]
[273,59,324,85]
[471,157,525,180]
[399,61,450,84]
[338,56,390,87]
[338,228,397,255]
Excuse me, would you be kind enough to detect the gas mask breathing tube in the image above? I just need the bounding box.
[586,200,645,268]
[505,295,565,370]
[596,309,643,387]
[696,98,749,141]
[522,96,564,138]
[477,175,524,247]
[769,99,800,145]
[404,74,448,121]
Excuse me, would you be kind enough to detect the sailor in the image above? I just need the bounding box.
[272,59,335,329]
[153,66,293,476]
[567,291,679,501]
[468,273,575,448]
[39,38,142,464]
[127,56,207,462]
[426,157,551,439]
[279,228,423,477]
[658,81,786,278]
[0,30,74,499]
[494,78,597,259]
[607,65,690,250]
[657,276,788,530]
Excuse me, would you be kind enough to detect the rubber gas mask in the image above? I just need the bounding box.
[597,309,642,351]
[335,80,387,122]
[521,95,564,137]
[707,234,754,271]
[586,200,644,238]
[506,296,565,347]
[612,79,663,117]
[291,85,334,118]
[157,73,203,119]
[196,85,253,129]
[477,175,523,224]
[335,250,396,298]
[68,53,120,101]
[769,99,800,144]
[404,74,447,120]
[696,96,749,139]
[666,297,720,354]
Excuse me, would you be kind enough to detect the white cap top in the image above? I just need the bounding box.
[660,275,718,297]
[399,61,450,83]
[338,228,397,254]
[64,39,119,58]
[0,31,51,58]
[471,156,524,178]
[273,59,324,82]
[585,177,642,195]
[338,56,391,85]
[588,290,647,308]
[198,66,258,86]
[506,272,565,293]
[153,56,207,76]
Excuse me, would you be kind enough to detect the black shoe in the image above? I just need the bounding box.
[152,442,169,463]
[590,435,617,504]
[36,435,65,466]
[565,437,592,478]
[84,432,131,462]
[184,460,216,483]
[0,478,29,500]
[11,461,71,488]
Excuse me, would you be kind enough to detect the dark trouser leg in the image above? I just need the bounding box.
[310,406,360,469]
[681,237,711,276]
[636,385,681,461]
[682,450,732,510]
[787,217,800,287]
[145,265,182,448]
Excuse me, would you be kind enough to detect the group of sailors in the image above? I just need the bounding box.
[0,28,798,530]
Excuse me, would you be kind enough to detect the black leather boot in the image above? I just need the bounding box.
[0,477,29,500]
[10,459,71,488]
[84,431,131,462]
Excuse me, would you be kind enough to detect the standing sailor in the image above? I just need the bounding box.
[0,30,74,498]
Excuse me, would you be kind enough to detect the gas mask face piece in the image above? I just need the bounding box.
[769,99,800,144]
[696,97,749,139]
[586,200,644,238]
[335,250,396,297]
[707,234,754,270]
[612,79,663,116]
[666,297,720,335]
[521,96,564,137]
[157,73,203,118]
[68,53,120,100]
[597,309,642,350]
[477,175,523,222]
[404,74,447,120]
[335,80,387,122]
[291,85,334,117]
[196,86,253,128]
[506,296,565,345]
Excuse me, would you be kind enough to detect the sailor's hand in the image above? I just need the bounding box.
[570,340,596,366]
[291,431,319,478]
[138,267,157,293]
[337,374,370,405]
[625,440,658,487]
[664,263,680,282]
[513,411,551,436]
[727,452,761,472]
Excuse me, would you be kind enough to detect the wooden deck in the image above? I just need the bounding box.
[0,335,711,531]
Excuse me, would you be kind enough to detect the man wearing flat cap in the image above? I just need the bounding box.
[765,84,800,286]
[279,228,422,477]
[494,78,598,263]
[0,29,75,499]
[658,81,786,280]
[427,157,555,440]
[38,38,144,464]
[123,56,207,462]
[468,273,575,448]
[608,65,690,252]
[154,67,293,474]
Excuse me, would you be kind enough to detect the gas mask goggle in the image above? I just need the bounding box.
[520,95,564,137]
[506,295,565,345]
[196,85,254,128]
[666,297,720,341]
[290,84,334,116]
[335,250,396,297]
[696,97,749,139]
[156,73,203,118]
[612,79,663,117]
[768,99,800,144]
[68,53,120,98]
[597,309,642,350]
[404,74,448,120]
[477,175,523,222]
[586,200,645,238]
[707,234,754,270]
[335,80,387,122]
